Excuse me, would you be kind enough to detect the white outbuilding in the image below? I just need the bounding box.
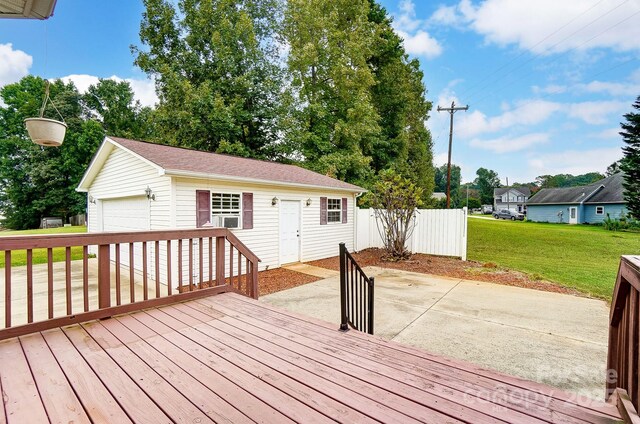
[77,137,364,270]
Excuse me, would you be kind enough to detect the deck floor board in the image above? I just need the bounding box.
[219,293,623,422]
[0,292,623,424]
[210,294,619,424]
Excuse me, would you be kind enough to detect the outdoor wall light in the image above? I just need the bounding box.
[271,196,279,206]
[145,186,156,201]
[88,195,96,204]
[306,198,312,206]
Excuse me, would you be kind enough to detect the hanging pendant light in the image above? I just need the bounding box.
[24,81,67,147]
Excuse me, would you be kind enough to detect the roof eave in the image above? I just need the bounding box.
[164,169,365,193]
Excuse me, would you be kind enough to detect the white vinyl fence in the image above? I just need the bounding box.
[356,208,468,260]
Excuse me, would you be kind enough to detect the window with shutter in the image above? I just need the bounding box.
[320,197,328,225]
[196,190,211,228]
[342,197,347,223]
[242,192,253,229]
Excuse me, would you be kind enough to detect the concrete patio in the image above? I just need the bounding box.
[263,266,611,400]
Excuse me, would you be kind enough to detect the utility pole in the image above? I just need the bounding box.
[506,177,510,212]
[437,101,469,208]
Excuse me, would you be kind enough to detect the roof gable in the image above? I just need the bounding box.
[78,137,364,192]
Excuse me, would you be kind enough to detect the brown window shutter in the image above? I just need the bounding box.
[196,190,211,228]
[320,197,327,225]
[242,192,253,229]
[342,197,347,223]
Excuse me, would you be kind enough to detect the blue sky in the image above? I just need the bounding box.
[1,0,639,183]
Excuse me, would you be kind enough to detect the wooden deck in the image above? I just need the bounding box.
[0,292,623,424]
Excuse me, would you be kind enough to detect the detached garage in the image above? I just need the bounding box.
[77,137,364,270]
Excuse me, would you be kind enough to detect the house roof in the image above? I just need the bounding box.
[527,173,625,205]
[0,0,57,19]
[494,187,531,197]
[78,137,364,193]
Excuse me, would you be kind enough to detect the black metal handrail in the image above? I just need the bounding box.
[339,243,374,335]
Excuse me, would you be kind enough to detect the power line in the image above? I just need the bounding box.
[458,0,609,100]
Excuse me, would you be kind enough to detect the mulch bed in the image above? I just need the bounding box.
[308,248,583,296]
[176,268,321,296]
[258,267,321,296]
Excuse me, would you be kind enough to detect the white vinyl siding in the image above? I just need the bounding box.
[86,146,171,233]
[173,177,355,270]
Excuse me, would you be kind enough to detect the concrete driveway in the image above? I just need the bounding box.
[262,266,610,400]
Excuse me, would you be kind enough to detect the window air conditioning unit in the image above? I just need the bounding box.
[214,215,239,228]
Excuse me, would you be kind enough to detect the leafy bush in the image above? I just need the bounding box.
[603,212,640,232]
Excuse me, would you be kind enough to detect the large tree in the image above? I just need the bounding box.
[0,77,104,229]
[365,1,434,198]
[474,168,500,205]
[620,96,640,218]
[434,163,461,207]
[82,78,155,140]
[134,0,283,158]
[281,0,380,187]
[0,76,150,229]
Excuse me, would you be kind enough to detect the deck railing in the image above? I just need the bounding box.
[339,242,374,335]
[607,255,640,418]
[0,228,259,340]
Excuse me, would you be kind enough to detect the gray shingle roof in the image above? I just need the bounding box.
[110,137,364,192]
[494,187,531,197]
[527,173,625,205]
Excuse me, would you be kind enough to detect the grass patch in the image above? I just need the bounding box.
[0,226,88,267]
[467,218,640,299]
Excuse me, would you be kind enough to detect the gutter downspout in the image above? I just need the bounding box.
[579,185,605,223]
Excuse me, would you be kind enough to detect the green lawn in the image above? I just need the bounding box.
[0,226,88,268]
[467,218,640,299]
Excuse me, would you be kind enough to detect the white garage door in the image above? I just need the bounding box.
[101,196,153,279]
[102,196,149,232]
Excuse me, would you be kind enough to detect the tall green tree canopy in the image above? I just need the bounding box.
[474,167,500,205]
[0,76,149,229]
[434,163,461,207]
[535,172,604,189]
[366,0,434,197]
[620,96,640,218]
[281,0,434,193]
[134,0,284,158]
[282,0,380,186]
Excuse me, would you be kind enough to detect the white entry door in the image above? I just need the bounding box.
[569,207,578,224]
[280,200,300,264]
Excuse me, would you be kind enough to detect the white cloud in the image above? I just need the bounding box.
[433,152,449,167]
[431,0,640,54]
[59,74,158,107]
[0,43,32,87]
[392,0,443,59]
[457,99,561,138]
[528,147,624,176]
[395,29,442,58]
[470,133,549,153]
[567,100,628,125]
[579,80,640,97]
[591,127,620,140]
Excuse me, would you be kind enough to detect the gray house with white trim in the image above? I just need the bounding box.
[526,173,627,224]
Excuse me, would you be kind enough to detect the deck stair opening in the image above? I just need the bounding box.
[339,242,374,334]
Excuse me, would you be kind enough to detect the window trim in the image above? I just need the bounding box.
[211,191,242,229]
[595,206,604,215]
[327,197,342,224]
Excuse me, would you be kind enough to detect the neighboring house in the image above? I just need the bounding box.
[77,137,364,271]
[527,173,627,224]
[432,192,446,201]
[493,187,531,213]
